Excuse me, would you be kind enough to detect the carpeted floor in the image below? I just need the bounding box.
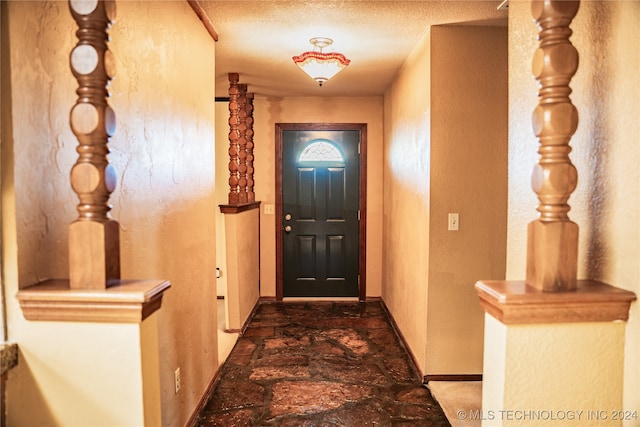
[196,301,451,426]
[429,381,482,427]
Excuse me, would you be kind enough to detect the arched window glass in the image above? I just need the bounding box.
[298,140,344,162]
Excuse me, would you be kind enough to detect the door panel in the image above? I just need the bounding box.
[281,129,359,297]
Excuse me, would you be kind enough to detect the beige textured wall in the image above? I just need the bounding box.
[215,102,229,300]
[427,26,507,375]
[382,31,431,373]
[382,25,507,375]
[5,320,154,426]
[507,1,639,421]
[252,96,384,298]
[224,209,260,330]
[2,2,217,426]
[483,315,627,427]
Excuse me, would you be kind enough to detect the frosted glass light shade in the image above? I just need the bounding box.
[292,38,350,86]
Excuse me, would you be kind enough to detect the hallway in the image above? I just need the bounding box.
[196,301,451,426]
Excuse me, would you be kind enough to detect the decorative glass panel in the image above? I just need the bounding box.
[299,140,344,162]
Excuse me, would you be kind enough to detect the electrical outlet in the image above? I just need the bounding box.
[174,368,181,394]
[448,213,459,231]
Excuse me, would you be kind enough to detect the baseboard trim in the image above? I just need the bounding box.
[185,367,222,427]
[425,374,483,383]
[379,299,423,382]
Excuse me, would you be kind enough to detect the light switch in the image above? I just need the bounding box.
[448,213,459,231]
[264,204,274,215]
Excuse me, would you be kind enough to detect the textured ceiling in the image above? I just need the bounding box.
[199,1,508,98]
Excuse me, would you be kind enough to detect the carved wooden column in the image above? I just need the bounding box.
[246,92,255,202]
[15,2,171,424]
[526,0,580,292]
[474,2,636,424]
[227,73,240,205]
[220,74,260,332]
[226,76,257,205]
[237,84,248,203]
[68,0,120,290]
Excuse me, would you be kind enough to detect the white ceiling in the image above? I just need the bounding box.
[198,1,508,98]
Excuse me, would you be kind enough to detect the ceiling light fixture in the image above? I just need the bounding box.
[292,37,350,86]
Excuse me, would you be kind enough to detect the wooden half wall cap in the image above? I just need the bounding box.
[475,279,636,325]
[219,201,261,214]
[16,279,170,323]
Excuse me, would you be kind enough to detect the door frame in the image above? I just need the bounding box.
[275,123,367,301]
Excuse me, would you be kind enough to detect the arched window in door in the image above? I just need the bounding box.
[298,139,344,162]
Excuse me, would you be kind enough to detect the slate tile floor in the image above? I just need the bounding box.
[196,301,451,426]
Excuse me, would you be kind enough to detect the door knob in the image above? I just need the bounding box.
[284,225,292,232]
[285,213,292,221]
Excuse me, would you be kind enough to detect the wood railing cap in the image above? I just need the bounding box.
[475,279,636,325]
[219,201,261,214]
[17,279,171,323]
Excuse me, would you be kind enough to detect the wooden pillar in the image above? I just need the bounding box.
[227,73,240,205]
[16,3,171,425]
[526,0,580,292]
[246,92,255,202]
[220,75,260,332]
[226,75,255,205]
[475,2,636,425]
[237,84,248,203]
[68,0,120,290]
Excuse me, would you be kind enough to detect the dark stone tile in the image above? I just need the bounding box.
[206,381,265,411]
[280,326,315,338]
[249,310,291,328]
[267,414,329,426]
[320,402,391,426]
[400,402,445,419]
[255,303,283,314]
[243,326,275,337]
[302,317,389,329]
[197,408,256,427]
[312,357,388,386]
[381,399,403,417]
[383,357,417,382]
[226,352,252,367]
[233,338,258,355]
[269,380,374,417]
[363,301,385,315]
[254,354,309,367]
[249,365,311,381]
[394,385,435,404]
[393,420,450,427]
[332,303,369,318]
[257,345,312,361]
[197,302,450,426]
[319,328,370,355]
[217,366,247,382]
[250,318,291,328]
[264,335,311,349]
[368,328,402,348]
[312,340,347,356]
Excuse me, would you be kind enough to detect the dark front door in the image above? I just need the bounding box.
[278,126,362,298]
